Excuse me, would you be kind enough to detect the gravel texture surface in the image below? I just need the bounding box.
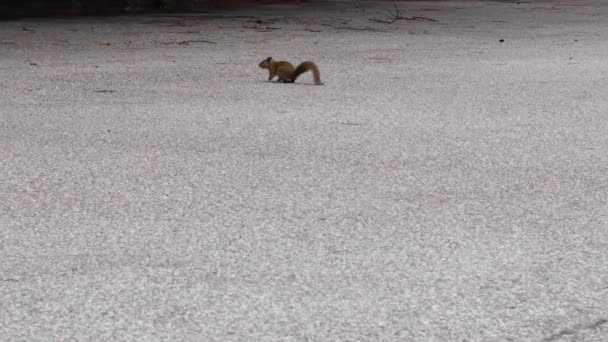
[1,0,608,340]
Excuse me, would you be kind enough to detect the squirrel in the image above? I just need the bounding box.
[258,57,323,85]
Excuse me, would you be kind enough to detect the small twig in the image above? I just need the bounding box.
[169,30,200,34]
[156,39,217,45]
[248,28,280,32]
[369,18,398,24]
[304,28,322,32]
[182,40,218,44]
[93,90,117,93]
[369,0,437,24]
[242,24,281,31]
[391,1,400,17]
[408,16,438,22]
[197,15,259,19]
[369,15,437,23]
[321,23,383,32]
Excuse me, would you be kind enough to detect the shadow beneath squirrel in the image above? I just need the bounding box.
[259,81,322,86]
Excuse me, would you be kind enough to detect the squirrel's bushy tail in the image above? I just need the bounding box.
[292,61,323,85]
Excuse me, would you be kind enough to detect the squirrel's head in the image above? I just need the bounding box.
[258,57,273,69]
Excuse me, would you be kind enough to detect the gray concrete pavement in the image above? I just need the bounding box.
[1,0,608,340]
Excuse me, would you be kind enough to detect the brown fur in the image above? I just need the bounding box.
[258,57,323,85]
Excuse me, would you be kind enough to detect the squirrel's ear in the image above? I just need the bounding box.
[266,57,272,61]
